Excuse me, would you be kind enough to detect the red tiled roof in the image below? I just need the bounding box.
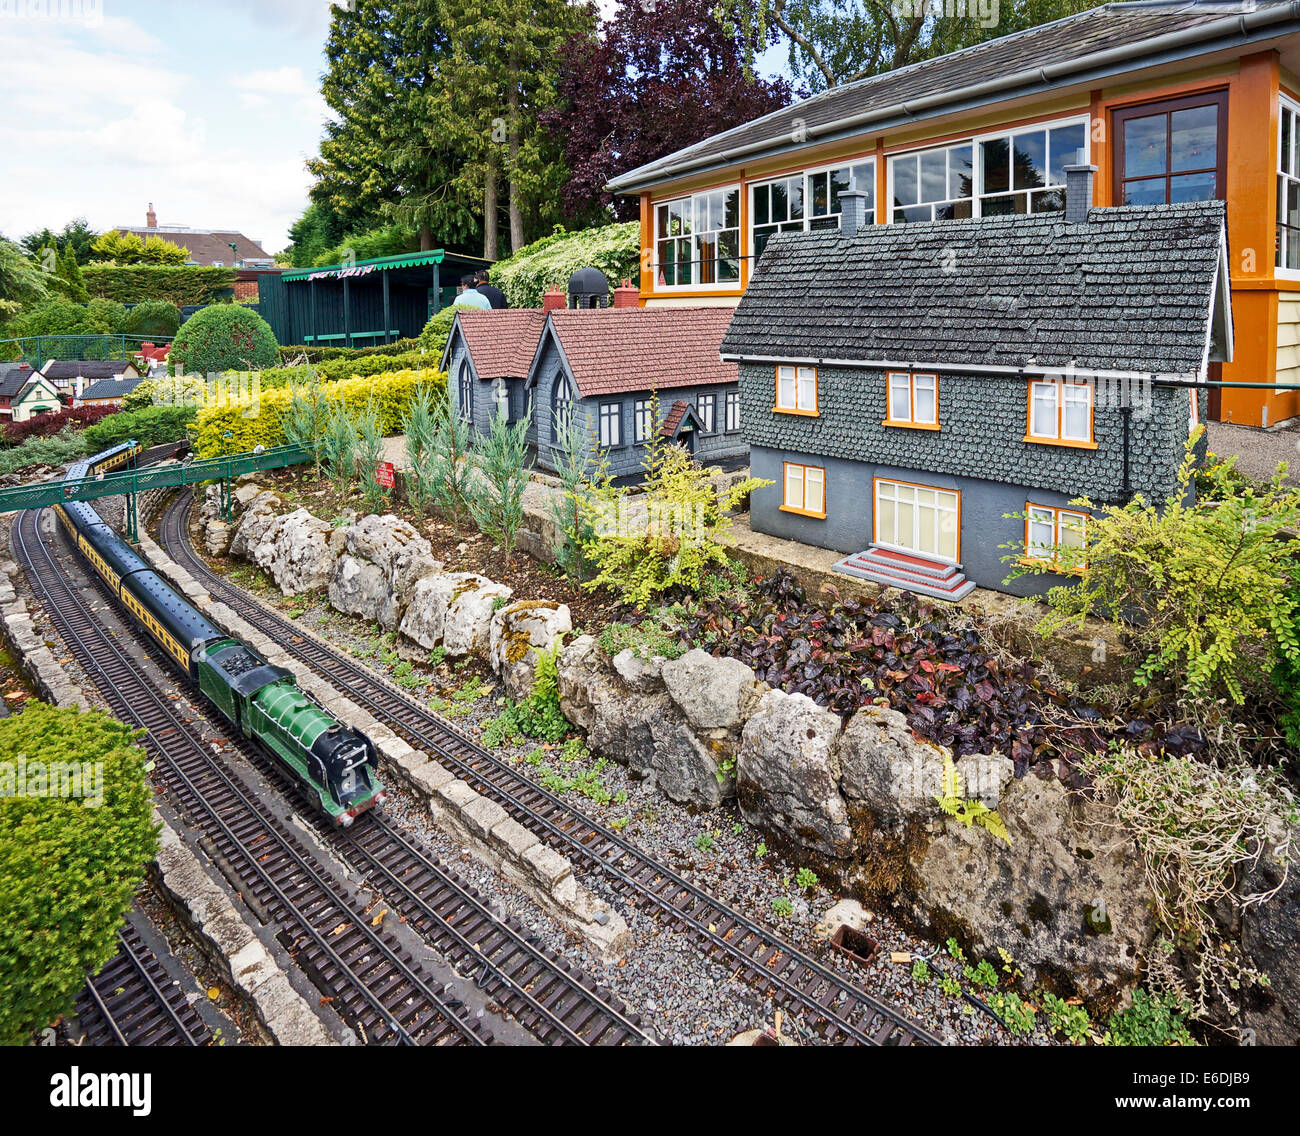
[659,400,690,436]
[547,307,736,398]
[453,308,547,379]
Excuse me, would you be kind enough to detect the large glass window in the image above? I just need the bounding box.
[874,480,959,562]
[655,187,741,287]
[751,161,875,259]
[1280,98,1300,270]
[1114,92,1225,206]
[978,121,1086,215]
[890,143,973,222]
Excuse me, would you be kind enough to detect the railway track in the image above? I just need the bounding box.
[162,491,940,1046]
[18,504,645,1046]
[74,918,210,1047]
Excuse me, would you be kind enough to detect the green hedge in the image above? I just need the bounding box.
[194,368,444,458]
[124,299,181,338]
[276,337,423,364]
[258,350,437,390]
[0,703,157,1046]
[83,265,237,306]
[83,405,196,450]
[170,305,278,375]
[490,222,640,308]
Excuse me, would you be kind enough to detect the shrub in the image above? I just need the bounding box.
[402,384,440,516]
[490,222,639,308]
[122,373,205,411]
[83,404,195,450]
[170,304,278,376]
[469,408,533,566]
[124,299,181,338]
[578,411,769,607]
[1011,434,1300,705]
[7,297,100,337]
[417,306,459,359]
[258,350,437,391]
[2,405,116,444]
[322,402,359,494]
[275,337,423,365]
[1106,989,1195,1047]
[0,703,158,1045]
[86,297,127,334]
[193,369,443,458]
[0,429,88,475]
[82,265,236,306]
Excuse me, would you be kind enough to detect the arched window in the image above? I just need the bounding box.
[458,360,473,420]
[553,375,573,439]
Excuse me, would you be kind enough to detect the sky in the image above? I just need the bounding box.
[0,0,786,255]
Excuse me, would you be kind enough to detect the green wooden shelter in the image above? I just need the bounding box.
[258,249,493,349]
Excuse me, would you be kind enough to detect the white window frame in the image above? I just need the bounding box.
[781,461,825,517]
[653,185,742,291]
[697,393,715,433]
[775,364,817,414]
[884,371,938,427]
[1279,95,1300,277]
[887,114,1089,225]
[873,479,961,563]
[1027,378,1094,445]
[599,401,621,448]
[1025,503,1089,569]
[633,398,654,443]
[725,389,740,431]
[749,158,876,259]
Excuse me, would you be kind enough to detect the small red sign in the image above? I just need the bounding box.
[375,461,396,489]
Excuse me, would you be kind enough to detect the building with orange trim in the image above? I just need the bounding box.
[608,1,1300,427]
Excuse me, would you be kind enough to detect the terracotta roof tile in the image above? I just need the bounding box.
[547,307,736,398]
[454,309,547,379]
[659,399,689,436]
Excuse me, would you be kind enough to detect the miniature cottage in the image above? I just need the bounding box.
[720,165,1232,600]
[440,308,547,434]
[527,307,745,478]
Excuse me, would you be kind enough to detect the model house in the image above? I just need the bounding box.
[720,168,1229,601]
[39,359,142,396]
[441,275,745,478]
[76,374,148,408]
[611,0,1300,427]
[2,373,64,423]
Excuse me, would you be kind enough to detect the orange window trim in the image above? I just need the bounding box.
[1022,503,1089,574]
[882,371,940,428]
[871,476,962,564]
[773,364,819,415]
[1024,378,1096,447]
[780,461,827,518]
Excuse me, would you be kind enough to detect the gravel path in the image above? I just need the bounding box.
[1206,420,1300,484]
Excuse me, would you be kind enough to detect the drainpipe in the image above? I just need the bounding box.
[1120,401,1132,503]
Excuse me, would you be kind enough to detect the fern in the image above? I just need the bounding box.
[934,754,1011,844]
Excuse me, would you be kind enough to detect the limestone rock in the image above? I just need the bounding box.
[203,519,233,556]
[488,600,572,699]
[397,572,512,659]
[736,689,852,857]
[233,482,264,508]
[328,554,391,624]
[897,773,1156,1000]
[250,508,345,595]
[334,514,443,628]
[229,490,283,559]
[1240,822,1300,1044]
[661,648,764,731]
[837,704,952,835]
[612,648,666,692]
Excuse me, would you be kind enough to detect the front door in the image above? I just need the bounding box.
[874,479,960,563]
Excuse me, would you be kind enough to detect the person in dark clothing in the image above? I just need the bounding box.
[475,269,508,309]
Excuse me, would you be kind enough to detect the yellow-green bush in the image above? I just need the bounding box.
[193,368,446,457]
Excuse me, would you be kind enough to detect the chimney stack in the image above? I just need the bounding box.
[838,189,869,235]
[1063,150,1096,224]
[612,279,639,308]
[542,287,566,313]
[146,202,157,228]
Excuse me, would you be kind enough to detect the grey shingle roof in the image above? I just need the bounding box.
[609,1,1299,192]
[720,201,1226,374]
[79,375,145,400]
[0,363,35,399]
[41,359,137,381]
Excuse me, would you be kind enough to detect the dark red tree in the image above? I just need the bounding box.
[543,0,793,222]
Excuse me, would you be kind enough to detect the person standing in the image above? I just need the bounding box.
[475,269,508,309]
[453,273,492,310]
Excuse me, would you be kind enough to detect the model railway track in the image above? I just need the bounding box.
[14,507,489,1047]
[163,492,940,1046]
[75,919,210,1047]
[19,503,645,1048]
